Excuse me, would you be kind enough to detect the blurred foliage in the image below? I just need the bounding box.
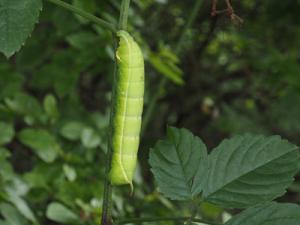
[0,0,300,224]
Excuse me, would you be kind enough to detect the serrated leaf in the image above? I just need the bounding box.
[203,134,300,208]
[18,129,60,163]
[0,0,42,57]
[225,202,300,225]
[0,122,14,145]
[46,202,80,224]
[149,127,208,200]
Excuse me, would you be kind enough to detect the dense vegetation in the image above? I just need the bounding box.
[0,0,300,224]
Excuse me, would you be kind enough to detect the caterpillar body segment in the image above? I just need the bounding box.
[109,30,144,186]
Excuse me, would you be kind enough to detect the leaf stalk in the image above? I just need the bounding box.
[46,0,117,33]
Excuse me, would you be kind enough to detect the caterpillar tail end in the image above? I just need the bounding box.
[109,164,133,186]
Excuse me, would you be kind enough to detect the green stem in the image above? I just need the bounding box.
[118,0,131,30]
[46,0,117,33]
[142,0,204,134]
[186,198,201,225]
[175,0,204,54]
[116,217,221,225]
[101,1,131,224]
[101,66,116,225]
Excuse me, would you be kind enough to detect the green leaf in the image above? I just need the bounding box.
[63,164,77,182]
[203,134,300,208]
[0,148,13,180]
[0,203,26,225]
[0,220,10,225]
[5,93,42,119]
[46,202,80,224]
[6,190,37,223]
[0,122,14,145]
[149,53,184,85]
[149,127,208,200]
[43,94,59,122]
[0,66,24,100]
[18,129,60,163]
[225,202,300,225]
[0,0,42,58]
[60,121,85,141]
[80,127,101,149]
[0,147,11,160]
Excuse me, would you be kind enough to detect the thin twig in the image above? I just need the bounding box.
[100,66,115,225]
[211,0,218,16]
[211,0,243,24]
[46,0,117,33]
[225,0,234,19]
[119,0,131,30]
[101,1,131,225]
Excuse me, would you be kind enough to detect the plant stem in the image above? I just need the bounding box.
[46,0,117,33]
[175,0,205,54]
[100,65,116,225]
[119,0,131,30]
[101,1,131,225]
[116,217,221,225]
[141,0,204,134]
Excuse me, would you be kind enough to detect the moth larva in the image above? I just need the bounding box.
[109,30,144,186]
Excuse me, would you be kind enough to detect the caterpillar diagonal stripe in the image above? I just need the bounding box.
[109,30,144,186]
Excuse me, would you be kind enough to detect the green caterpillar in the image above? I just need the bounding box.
[109,30,144,186]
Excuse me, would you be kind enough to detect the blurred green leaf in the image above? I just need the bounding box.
[81,127,101,149]
[46,202,80,224]
[18,129,60,163]
[0,203,27,225]
[149,53,184,85]
[0,220,10,225]
[0,0,42,57]
[0,122,14,145]
[43,94,59,123]
[0,65,24,100]
[60,121,85,141]
[149,127,208,200]
[4,93,42,120]
[63,164,77,182]
[6,190,37,224]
